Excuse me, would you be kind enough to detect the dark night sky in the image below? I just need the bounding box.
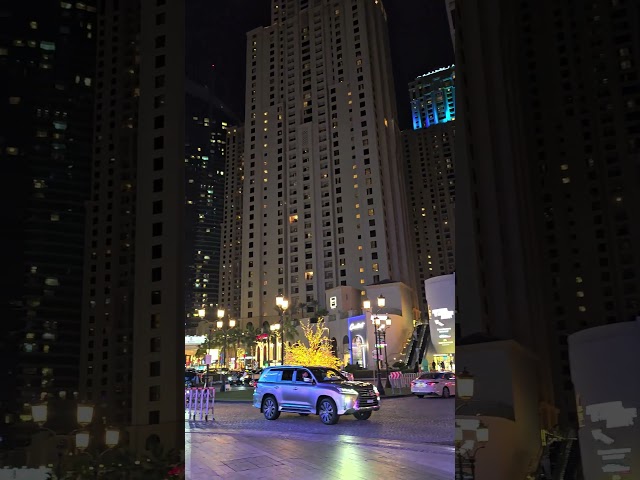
[187,0,453,131]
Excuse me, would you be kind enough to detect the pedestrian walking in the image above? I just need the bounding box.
[440,361,445,371]
[431,360,436,372]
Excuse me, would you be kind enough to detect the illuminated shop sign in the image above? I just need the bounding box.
[349,321,365,331]
[330,296,337,309]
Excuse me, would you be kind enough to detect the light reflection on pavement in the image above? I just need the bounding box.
[186,396,454,479]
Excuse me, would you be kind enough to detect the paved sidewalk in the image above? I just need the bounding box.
[186,427,454,480]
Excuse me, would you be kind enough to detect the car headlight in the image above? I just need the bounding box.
[338,388,358,395]
[372,386,379,394]
[228,376,232,381]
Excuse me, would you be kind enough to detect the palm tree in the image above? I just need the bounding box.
[297,302,307,319]
[193,344,207,363]
[241,324,258,367]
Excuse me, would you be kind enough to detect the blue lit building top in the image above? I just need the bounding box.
[409,65,455,130]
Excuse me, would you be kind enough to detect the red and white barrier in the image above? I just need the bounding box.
[185,387,215,421]
[388,372,421,392]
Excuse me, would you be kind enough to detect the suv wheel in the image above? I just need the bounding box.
[318,398,339,425]
[262,396,281,421]
[354,411,372,421]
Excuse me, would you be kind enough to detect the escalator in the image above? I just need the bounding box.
[404,323,430,369]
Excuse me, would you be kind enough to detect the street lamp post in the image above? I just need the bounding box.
[276,295,290,365]
[206,326,213,385]
[270,323,281,365]
[216,308,236,392]
[455,421,488,479]
[363,295,386,396]
[30,402,120,478]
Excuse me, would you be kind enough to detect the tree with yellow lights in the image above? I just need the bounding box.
[284,318,342,369]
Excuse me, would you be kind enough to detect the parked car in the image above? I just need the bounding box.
[340,370,355,381]
[253,365,380,425]
[410,372,455,398]
[228,372,244,386]
[247,369,263,386]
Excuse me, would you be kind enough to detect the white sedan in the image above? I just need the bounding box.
[411,372,455,398]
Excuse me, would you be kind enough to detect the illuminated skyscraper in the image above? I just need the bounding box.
[238,0,417,321]
[409,65,455,130]
[184,80,233,330]
[403,69,456,315]
[219,126,245,319]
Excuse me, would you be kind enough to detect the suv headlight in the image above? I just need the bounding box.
[372,386,379,394]
[337,388,358,395]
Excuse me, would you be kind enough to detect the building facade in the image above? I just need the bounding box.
[456,0,640,477]
[408,65,455,131]
[218,126,245,320]
[0,2,98,463]
[238,0,417,323]
[403,68,455,315]
[184,80,230,331]
[79,0,183,454]
[0,1,96,456]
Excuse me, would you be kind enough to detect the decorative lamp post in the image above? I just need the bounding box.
[104,427,120,448]
[75,431,91,450]
[216,309,235,392]
[77,404,94,427]
[468,422,489,478]
[276,295,289,365]
[29,402,120,479]
[379,317,392,386]
[363,295,386,396]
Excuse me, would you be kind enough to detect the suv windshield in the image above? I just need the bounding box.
[308,367,347,382]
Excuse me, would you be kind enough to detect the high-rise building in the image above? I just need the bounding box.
[79,0,183,454]
[403,69,456,314]
[445,0,455,47]
[0,1,97,448]
[408,65,455,131]
[238,0,417,322]
[456,0,640,477]
[184,80,232,331]
[219,126,245,319]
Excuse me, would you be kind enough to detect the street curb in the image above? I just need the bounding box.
[213,400,252,403]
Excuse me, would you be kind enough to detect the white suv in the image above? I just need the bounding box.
[252,366,380,425]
